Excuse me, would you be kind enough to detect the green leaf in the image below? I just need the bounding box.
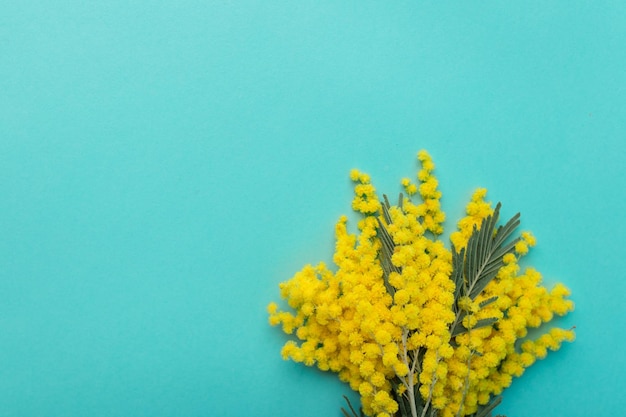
[395,388,411,417]
[451,317,498,336]
[472,396,503,417]
[376,198,403,296]
[472,317,499,331]
[381,194,392,223]
[451,245,466,309]
[341,396,363,417]
[450,203,520,338]
[462,203,520,300]
[479,296,498,309]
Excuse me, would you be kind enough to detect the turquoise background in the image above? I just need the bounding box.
[1,1,624,416]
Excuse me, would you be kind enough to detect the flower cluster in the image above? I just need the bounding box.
[268,151,574,417]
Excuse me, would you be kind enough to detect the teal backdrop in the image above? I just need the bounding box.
[1,1,624,416]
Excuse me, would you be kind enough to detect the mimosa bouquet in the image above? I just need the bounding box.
[268,151,574,417]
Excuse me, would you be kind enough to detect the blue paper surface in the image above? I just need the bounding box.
[0,1,624,416]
